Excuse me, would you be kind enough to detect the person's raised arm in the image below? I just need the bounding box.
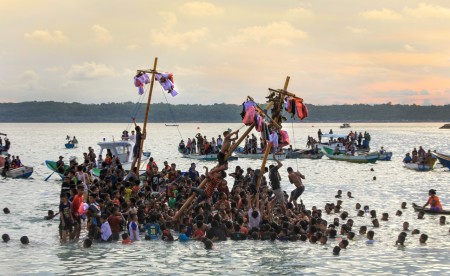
[273,153,283,169]
[132,117,138,128]
[203,166,209,178]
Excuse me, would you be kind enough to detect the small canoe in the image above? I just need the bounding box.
[403,158,437,172]
[432,152,450,170]
[65,143,75,149]
[1,166,33,179]
[322,146,378,163]
[412,203,450,215]
[286,150,324,159]
[45,160,69,180]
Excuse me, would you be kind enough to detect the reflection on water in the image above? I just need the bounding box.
[0,123,449,274]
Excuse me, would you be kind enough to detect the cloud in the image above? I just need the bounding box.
[24,30,68,44]
[64,62,117,80]
[92,25,112,43]
[17,70,41,90]
[226,21,307,46]
[346,26,368,34]
[403,44,415,52]
[181,2,224,16]
[359,8,403,21]
[404,3,450,18]
[287,7,315,18]
[151,13,208,50]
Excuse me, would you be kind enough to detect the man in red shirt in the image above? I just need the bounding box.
[108,207,123,241]
[70,185,84,241]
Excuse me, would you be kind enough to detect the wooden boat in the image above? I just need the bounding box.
[432,152,450,170]
[65,143,76,149]
[318,133,370,153]
[181,153,238,161]
[1,166,33,179]
[165,124,179,126]
[439,124,450,129]
[322,146,378,163]
[96,140,150,172]
[412,203,450,215]
[286,150,324,159]
[45,160,69,180]
[340,123,351,128]
[403,158,437,171]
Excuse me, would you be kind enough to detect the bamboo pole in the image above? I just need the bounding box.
[174,122,255,220]
[255,76,290,191]
[136,57,158,173]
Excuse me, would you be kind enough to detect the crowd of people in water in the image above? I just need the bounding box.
[403,146,436,165]
[1,124,446,255]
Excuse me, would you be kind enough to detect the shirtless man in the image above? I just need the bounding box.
[217,129,239,166]
[287,167,305,210]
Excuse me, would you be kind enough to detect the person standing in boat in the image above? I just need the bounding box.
[72,136,78,145]
[422,189,442,212]
[317,129,322,143]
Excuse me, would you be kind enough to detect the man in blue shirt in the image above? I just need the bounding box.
[143,214,162,240]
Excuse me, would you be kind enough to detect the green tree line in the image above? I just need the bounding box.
[0,101,449,123]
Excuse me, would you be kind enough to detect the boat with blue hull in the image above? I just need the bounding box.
[432,152,450,170]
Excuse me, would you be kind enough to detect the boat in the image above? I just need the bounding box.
[65,143,76,149]
[45,160,70,180]
[432,152,450,170]
[0,166,33,179]
[322,146,378,163]
[181,153,238,161]
[340,123,351,128]
[96,140,150,172]
[412,203,450,215]
[318,133,370,153]
[286,149,324,159]
[165,124,179,127]
[234,147,287,160]
[439,124,450,129]
[403,158,437,171]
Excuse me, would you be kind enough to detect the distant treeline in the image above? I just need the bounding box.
[0,101,449,123]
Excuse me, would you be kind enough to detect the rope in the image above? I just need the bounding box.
[125,87,147,132]
[160,85,184,141]
[291,117,299,171]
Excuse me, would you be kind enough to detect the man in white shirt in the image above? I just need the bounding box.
[100,214,112,242]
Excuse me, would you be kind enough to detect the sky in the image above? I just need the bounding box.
[0,0,449,106]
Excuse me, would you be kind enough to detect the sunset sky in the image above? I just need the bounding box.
[1,0,449,105]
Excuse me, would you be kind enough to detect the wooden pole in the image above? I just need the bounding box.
[136,57,158,173]
[174,123,255,220]
[255,76,290,191]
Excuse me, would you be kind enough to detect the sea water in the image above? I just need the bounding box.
[0,122,449,275]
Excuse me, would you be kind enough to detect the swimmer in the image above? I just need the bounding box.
[333,246,341,255]
[363,205,370,213]
[44,210,58,220]
[357,210,365,217]
[403,222,410,231]
[347,191,354,198]
[2,234,10,243]
[439,216,446,225]
[122,233,132,244]
[401,202,407,209]
[366,230,375,244]
[83,238,92,248]
[335,190,342,198]
[339,240,349,249]
[355,203,361,210]
[347,232,355,241]
[396,233,406,246]
[412,229,420,235]
[396,210,402,216]
[370,210,377,219]
[203,238,213,250]
[372,219,380,228]
[381,213,389,221]
[20,236,29,245]
[419,233,428,244]
[373,176,376,181]
[3,207,10,214]
[417,211,425,220]
[359,226,367,235]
